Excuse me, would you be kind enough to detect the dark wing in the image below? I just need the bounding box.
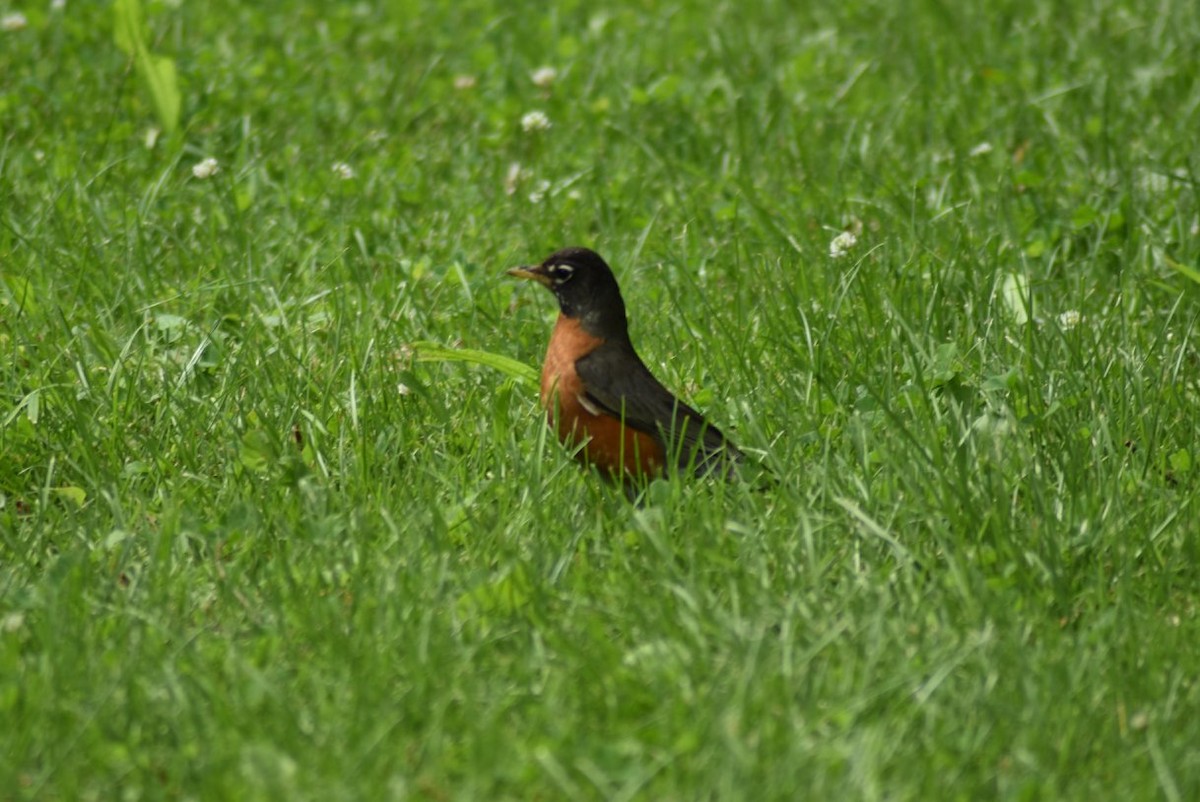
[575,343,743,478]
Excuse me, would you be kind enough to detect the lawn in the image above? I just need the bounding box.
[2,0,1198,799]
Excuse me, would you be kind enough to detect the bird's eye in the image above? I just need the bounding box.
[550,264,575,283]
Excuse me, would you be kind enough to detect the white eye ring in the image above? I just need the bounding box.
[550,264,574,282]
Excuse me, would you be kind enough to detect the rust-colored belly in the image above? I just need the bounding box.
[541,316,664,480]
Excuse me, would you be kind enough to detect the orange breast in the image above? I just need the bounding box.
[541,316,664,481]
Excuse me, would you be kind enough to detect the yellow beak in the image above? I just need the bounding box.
[506,265,552,287]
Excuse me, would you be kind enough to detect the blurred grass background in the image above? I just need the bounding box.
[1,0,1198,799]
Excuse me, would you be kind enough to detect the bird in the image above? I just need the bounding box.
[507,246,743,484]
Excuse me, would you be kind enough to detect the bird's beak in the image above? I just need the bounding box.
[506,264,552,287]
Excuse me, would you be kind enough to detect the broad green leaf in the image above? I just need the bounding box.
[1071,204,1098,229]
[982,369,1018,392]
[113,0,145,56]
[103,529,134,549]
[1164,254,1200,287]
[413,341,538,387]
[1015,170,1044,188]
[140,54,181,134]
[25,390,38,425]
[1001,272,1031,324]
[456,566,533,619]
[240,429,277,473]
[3,390,40,427]
[648,74,682,101]
[1,274,39,316]
[154,312,190,331]
[114,0,181,133]
[53,487,87,508]
[929,342,961,384]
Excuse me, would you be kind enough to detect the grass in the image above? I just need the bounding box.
[2,0,1199,798]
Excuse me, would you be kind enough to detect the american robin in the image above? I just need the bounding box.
[508,247,743,483]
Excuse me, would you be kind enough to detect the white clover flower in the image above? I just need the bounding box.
[2,12,28,30]
[1058,310,1082,329]
[453,74,477,91]
[331,161,355,180]
[1139,169,1169,194]
[520,110,551,133]
[528,179,551,204]
[829,230,858,259]
[531,66,558,88]
[397,383,411,397]
[969,141,994,157]
[191,157,220,179]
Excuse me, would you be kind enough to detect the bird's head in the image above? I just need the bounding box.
[508,247,629,339]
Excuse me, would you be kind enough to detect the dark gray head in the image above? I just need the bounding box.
[508,247,630,339]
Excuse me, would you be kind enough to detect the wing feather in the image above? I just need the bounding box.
[574,343,742,478]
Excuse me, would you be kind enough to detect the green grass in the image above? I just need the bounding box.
[2,0,1199,798]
